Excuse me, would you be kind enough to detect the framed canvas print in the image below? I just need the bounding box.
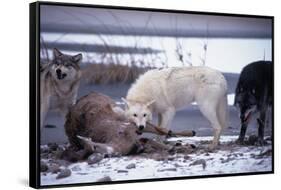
[29,1,274,188]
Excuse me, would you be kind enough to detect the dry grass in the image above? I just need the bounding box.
[82,63,153,84]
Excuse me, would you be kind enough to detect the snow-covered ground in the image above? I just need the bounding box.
[41,136,272,186]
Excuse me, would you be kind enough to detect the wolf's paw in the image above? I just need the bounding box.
[235,138,246,145]
[207,144,217,152]
[255,139,268,146]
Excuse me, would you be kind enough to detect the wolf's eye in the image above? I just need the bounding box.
[65,64,72,68]
[133,114,137,117]
[55,60,61,66]
[143,114,147,117]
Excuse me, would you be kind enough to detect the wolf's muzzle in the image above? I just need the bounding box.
[56,69,67,80]
[138,125,144,130]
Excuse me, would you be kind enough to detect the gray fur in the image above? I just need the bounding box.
[40,48,82,129]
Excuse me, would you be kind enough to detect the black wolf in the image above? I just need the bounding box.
[234,60,272,145]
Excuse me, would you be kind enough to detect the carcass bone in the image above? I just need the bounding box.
[77,135,114,154]
[144,122,196,137]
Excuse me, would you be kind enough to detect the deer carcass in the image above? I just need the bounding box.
[65,92,195,156]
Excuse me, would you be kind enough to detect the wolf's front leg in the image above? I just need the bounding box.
[211,127,222,149]
[160,108,176,130]
[237,123,248,144]
[40,98,50,129]
[256,108,267,146]
[154,108,175,141]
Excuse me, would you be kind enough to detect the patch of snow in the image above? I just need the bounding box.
[185,94,235,106]
[115,101,125,105]
[228,94,235,106]
[168,135,237,144]
[41,136,272,186]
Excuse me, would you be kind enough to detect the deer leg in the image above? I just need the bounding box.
[144,122,196,137]
[77,135,115,154]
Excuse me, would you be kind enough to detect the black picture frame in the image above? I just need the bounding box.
[30,1,274,188]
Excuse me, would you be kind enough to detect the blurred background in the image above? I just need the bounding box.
[40,5,272,144]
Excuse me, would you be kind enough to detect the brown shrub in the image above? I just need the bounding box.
[81,63,152,84]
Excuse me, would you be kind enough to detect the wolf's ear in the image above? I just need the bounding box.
[72,53,83,64]
[53,48,63,58]
[145,100,155,108]
[121,97,130,109]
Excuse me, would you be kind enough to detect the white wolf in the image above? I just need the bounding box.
[122,66,228,148]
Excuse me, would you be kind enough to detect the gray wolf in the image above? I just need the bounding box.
[123,66,228,149]
[40,48,82,129]
[234,60,272,145]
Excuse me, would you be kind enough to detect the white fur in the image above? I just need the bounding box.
[124,66,228,148]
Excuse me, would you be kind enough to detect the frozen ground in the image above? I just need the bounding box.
[41,136,272,186]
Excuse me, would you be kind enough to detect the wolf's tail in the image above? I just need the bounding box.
[217,94,228,130]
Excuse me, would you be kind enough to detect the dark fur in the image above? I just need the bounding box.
[234,60,272,145]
